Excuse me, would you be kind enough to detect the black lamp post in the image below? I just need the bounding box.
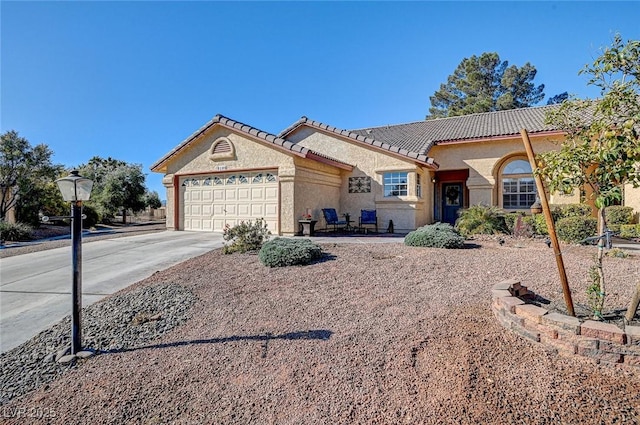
[55,170,93,354]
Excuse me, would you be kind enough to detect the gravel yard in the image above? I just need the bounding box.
[2,237,640,424]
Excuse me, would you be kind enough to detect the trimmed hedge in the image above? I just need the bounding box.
[259,237,324,267]
[551,204,593,220]
[620,224,640,239]
[404,222,465,249]
[605,206,634,232]
[0,221,33,242]
[556,216,597,243]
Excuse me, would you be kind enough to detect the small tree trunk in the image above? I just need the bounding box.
[122,209,127,225]
[625,282,640,324]
[595,206,607,318]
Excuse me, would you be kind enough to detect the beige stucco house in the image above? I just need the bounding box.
[151,105,638,235]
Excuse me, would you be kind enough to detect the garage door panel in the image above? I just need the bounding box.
[265,204,278,216]
[264,219,278,232]
[213,219,226,232]
[251,188,264,199]
[183,171,278,233]
[213,189,225,201]
[265,187,278,200]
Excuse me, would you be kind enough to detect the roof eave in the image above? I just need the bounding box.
[305,152,354,171]
[285,118,438,169]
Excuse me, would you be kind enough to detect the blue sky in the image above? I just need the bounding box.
[2,1,639,199]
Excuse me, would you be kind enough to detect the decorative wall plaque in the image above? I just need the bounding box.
[349,177,371,193]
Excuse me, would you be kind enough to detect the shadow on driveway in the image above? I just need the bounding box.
[104,329,333,358]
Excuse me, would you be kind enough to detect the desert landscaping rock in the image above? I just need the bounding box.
[56,354,76,364]
[75,350,95,359]
[0,283,195,405]
[1,237,639,423]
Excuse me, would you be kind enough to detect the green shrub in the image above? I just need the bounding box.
[82,205,100,229]
[555,216,597,243]
[259,237,323,267]
[222,218,271,254]
[620,224,640,239]
[530,214,548,235]
[455,204,507,236]
[605,206,634,232]
[551,204,593,220]
[0,221,33,242]
[606,247,629,258]
[404,222,465,249]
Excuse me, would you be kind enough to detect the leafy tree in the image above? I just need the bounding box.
[0,131,64,225]
[547,91,569,105]
[78,156,147,224]
[17,180,68,226]
[427,52,545,118]
[144,190,162,209]
[536,35,640,321]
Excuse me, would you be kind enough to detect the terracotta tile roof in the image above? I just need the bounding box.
[350,105,564,151]
[151,114,353,172]
[278,117,438,168]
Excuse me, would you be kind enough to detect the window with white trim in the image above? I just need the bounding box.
[502,159,536,209]
[384,172,408,197]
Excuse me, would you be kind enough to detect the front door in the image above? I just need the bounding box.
[442,183,463,225]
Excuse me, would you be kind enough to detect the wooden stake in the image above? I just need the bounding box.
[625,282,640,324]
[521,129,576,317]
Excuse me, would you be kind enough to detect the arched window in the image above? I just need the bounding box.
[501,159,536,209]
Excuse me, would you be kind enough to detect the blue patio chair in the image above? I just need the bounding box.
[359,209,378,233]
[322,208,347,232]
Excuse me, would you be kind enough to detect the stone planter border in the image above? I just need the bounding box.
[491,278,640,368]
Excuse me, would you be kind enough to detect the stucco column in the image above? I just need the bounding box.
[467,175,495,206]
[162,174,176,231]
[278,167,296,236]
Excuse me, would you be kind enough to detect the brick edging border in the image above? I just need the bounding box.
[491,279,640,368]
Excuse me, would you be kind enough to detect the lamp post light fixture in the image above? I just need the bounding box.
[530,196,543,215]
[55,170,93,354]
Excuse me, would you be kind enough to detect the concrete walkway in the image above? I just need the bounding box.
[0,231,224,352]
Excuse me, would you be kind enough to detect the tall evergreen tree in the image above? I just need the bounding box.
[546,91,569,105]
[427,52,545,118]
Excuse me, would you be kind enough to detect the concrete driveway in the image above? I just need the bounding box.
[0,231,224,352]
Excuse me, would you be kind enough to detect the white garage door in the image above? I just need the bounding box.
[181,171,279,233]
